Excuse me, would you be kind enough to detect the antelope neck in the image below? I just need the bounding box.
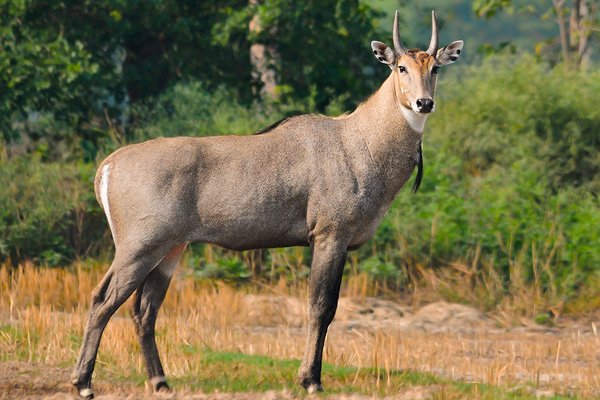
[350,72,425,156]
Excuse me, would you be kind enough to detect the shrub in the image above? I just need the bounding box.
[131,83,279,140]
[0,156,105,265]
[362,55,600,299]
[429,55,600,193]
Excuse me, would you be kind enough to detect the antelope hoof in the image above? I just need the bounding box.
[307,383,323,395]
[151,376,170,393]
[78,388,94,399]
[71,376,94,399]
[299,371,323,394]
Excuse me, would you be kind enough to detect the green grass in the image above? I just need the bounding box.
[159,349,572,399]
[0,324,38,361]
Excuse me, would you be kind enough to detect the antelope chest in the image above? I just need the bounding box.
[344,191,391,249]
[349,219,381,248]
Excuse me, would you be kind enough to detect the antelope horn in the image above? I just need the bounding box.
[392,10,407,55]
[426,10,439,56]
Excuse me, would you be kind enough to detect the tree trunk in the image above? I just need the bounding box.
[249,0,279,98]
[553,0,571,64]
[570,0,594,69]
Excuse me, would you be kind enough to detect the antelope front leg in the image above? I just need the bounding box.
[298,236,347,393]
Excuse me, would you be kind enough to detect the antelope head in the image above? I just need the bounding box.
[371,10,463,127]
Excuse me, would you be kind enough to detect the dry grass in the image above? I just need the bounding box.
[2,261,600,398]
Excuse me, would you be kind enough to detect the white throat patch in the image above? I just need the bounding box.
[400,106,428,133]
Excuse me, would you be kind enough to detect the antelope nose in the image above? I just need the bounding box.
[416,98,434,113]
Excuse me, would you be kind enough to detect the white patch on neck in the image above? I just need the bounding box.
[400,106,428,133]
[100,164,116,240]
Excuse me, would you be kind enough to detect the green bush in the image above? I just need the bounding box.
[190,256,251,282]
[429,55,600,193]
[377,151,599,290]
[129,81,352,142]
[131,83,277,140]
[0,156,106,265]
[361,55,600,297]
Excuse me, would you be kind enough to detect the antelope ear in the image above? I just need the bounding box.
[436,40,464,65]
[371,41,396,69]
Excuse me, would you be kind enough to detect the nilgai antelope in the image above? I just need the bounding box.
[71,10,463,397]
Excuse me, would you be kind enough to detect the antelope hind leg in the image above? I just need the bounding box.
[132,243,186,392]
[71,245,172,398]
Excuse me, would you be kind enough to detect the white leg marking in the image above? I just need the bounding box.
[79,388,93,398]
[100,164,116,240]
[151,376,167,386]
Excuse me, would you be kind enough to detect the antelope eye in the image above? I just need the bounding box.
[398,65,407,73]
[432,66,440,75]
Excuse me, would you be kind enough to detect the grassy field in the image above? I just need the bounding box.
[2,262,599,399]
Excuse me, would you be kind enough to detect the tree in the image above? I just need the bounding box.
[472,0,599,68]
[1,0,384,158]
[0,1,101,144]
[249,0,279,98]
[1,0,255,158]
[216,0,384,110]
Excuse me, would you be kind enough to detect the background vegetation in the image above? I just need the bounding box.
[1,0,598,316]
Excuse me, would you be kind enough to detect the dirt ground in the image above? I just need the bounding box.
[2,295,599,399]
[0,361,437,400]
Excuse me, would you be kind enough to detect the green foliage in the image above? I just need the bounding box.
[0,156,105,265]
[132,82,278,140]
[130,80,354,141]
[472,0,513,18]
[534,312,555,326]
[5,0,255,103]
[1,0,256,159]
[242,0,384,109]
[387,0,559,62]
[0,1,101,142]
[362,55,600,297]
[358,256,402,280]
[432,55,600,193]
[1,0,386,159]
[190,256,251,282]
[382,150,599,287]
